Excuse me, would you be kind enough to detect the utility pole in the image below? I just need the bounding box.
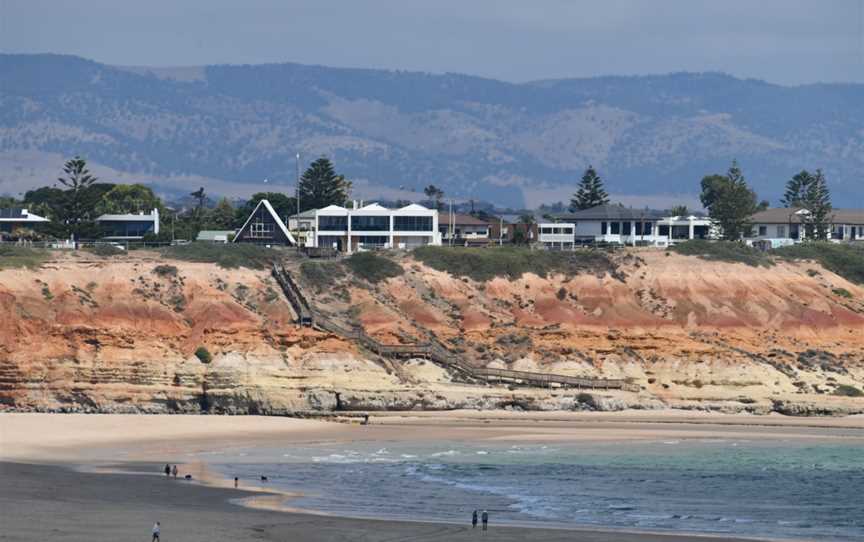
[296,153,301,216]
[448,199,454,247]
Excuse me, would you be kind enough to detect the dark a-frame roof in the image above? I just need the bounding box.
[233,199,296,245]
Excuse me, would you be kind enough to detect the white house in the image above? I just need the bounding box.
[550,205,711,247]
[748,208,864,246]
[0,208,49,234]
[287,208,317,247]
[439,213,494,245]
[196,230,235,243]
[293,201,441,253]
[96,209,159,240]
[538,223,576,249]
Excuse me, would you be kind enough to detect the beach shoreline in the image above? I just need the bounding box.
[2,411,862,541]
[0,460,791,542]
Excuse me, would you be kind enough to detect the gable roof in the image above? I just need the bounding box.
[0,208,49,222]
[553,205,666,221]
[289,208,318,219]
[440,213,493,226]
[751,208,864,224]
[398,203,431,212]
[358,203,389,211]
[232,199,296,245]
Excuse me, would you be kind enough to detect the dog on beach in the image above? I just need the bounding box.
[260,475,268,482]
[184,474,192,480]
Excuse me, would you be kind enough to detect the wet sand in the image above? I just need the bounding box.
[1,461,771,542]
[2,411,862,541]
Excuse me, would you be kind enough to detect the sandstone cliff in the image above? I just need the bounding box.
[1,249,862,415]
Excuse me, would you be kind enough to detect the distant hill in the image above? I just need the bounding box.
[1,54,862,208]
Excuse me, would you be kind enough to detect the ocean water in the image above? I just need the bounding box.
[206,439,864,541]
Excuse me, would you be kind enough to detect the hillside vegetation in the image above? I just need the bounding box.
[0,246,50,269]
[3,54,864,206]
[775,243,864,285]
[413,246,616,281]
[159,243,283,269]
[671,240,774,267]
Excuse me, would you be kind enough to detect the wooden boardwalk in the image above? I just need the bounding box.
[272,263,633,392]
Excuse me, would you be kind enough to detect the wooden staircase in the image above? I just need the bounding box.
[272,264,635,392]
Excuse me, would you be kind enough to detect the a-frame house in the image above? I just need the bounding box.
[233,199,296,246]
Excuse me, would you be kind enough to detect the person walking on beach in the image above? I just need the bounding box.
[171,465,178,478]
[163,464,170,478]
[472,509,478,528]
[481,510,488,531]
[151,521,161,541]
[234,476,239,488]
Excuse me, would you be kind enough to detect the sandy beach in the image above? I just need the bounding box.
[2,411,862,541]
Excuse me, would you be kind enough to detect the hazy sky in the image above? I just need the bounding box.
[1,0,863,84]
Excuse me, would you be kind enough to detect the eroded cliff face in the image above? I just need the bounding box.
[301,251,864,414]
[1,250,863,415]
[0,255,364,413]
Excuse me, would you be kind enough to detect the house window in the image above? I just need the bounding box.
[394,216,432,231]
[610,222,620,235]
[622,222,632,235]
[351,216,389,231]
[319,216,348,231]
[601,222,607,235]
[777,225,786,238]
[249,219,274,239]
[758,226,767,236]
[357,235,388,248]
[658,225,670,236]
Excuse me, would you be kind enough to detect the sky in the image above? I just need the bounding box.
[1,0,863,85]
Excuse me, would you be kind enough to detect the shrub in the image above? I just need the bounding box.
[832,287,853,299]
[0,246,50,269]
[556,287,567,300]
[671,240,773,267]
[153,264,178,277]
[194,346,212,364]
[345,252,403,283]
[775,243,864,285]
[301,261,345,290]
[834,384,863,397]
[413,246,614,282]
[160,243,281,269]
[85,244,126,257]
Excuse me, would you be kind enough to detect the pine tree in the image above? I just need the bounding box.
[803,169,832,240]
[569,166,610,211]
[669,205,689,216]
[782,170,814,208]
[57,156,98,239]
[423,185,444,211]
[298,157,350,212]
[206,198,235,229]
[700,160,759,241]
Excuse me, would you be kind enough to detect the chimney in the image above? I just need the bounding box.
[352,200,358,210]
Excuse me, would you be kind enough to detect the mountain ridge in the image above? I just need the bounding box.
[1,53,862,207]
